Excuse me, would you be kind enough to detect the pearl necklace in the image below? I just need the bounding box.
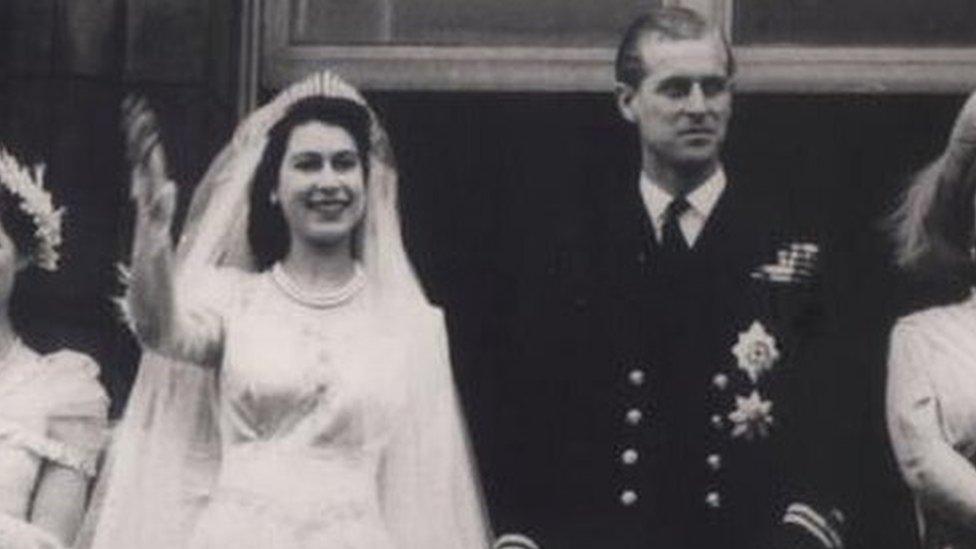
[270,263,366,308]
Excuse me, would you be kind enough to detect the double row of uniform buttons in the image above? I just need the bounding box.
[619,368,647,508]
[704,372,730,510]
[617,367,729,510]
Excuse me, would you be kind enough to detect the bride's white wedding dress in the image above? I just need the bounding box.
[171,265,432,548]
[83,263,487,549]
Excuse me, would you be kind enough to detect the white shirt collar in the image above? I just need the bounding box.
[639,167,727,246]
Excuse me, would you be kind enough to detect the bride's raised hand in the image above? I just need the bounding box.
[121,95,176,234]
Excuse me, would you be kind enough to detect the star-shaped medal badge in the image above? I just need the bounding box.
[731,321,780,383]
[728,390,774,441]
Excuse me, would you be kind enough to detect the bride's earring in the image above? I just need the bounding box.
[269,192,279,205]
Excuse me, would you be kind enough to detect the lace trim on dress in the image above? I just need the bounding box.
[0,419,98,477]
[270,263,366,308]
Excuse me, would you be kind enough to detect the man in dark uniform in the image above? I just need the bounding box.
[488,7,854,549]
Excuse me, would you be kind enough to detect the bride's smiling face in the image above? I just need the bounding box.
[275,121,367,249]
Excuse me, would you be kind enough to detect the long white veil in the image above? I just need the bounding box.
[77,71,491,549]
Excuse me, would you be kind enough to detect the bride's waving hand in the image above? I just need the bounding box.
[120,96,223,367]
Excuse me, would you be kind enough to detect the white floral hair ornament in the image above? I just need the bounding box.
[0,148,64,271]
[731,320,780,383]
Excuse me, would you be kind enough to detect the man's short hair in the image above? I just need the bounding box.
[614,7,735,89]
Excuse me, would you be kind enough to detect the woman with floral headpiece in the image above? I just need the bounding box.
[0,149,108,548]
[78,72,491,549]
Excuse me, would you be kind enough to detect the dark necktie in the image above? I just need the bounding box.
[661,196,691,255]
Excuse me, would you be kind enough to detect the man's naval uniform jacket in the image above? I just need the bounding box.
[487,162,854,549]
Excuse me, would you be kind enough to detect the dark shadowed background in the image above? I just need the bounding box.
[2,2,971,548]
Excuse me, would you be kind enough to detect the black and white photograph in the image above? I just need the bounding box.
[2,1,976,548]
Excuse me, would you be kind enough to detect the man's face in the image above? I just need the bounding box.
[617,35,732,171]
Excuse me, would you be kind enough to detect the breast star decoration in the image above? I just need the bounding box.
[728,390,774,441]
[731,320,780,383]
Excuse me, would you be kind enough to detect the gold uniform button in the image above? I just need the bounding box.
[625,408,643,425]
[620,490,638,506]
[705,491,721,509]
[621,448,639,465]
[706,454,722,471]
[710,414,724,429]
[628,369,646,387]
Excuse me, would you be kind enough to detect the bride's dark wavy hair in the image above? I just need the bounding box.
[248,96,372,270]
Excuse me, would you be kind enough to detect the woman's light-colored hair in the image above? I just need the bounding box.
[891,96,976,283]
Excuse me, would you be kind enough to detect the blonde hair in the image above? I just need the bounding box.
[891,151,976,282]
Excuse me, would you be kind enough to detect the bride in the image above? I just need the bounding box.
[80,72,490,549]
